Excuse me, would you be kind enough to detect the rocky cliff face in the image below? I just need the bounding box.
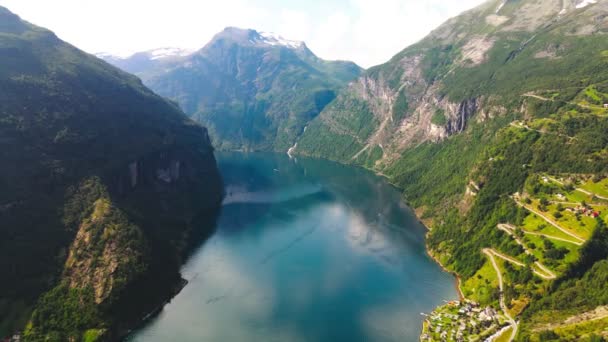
[296,0,608,169]
[63,184,147,306]
[0,7,223,340]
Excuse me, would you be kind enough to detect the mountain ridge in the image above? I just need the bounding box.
[99,27,363,152]
[295,0,608,166]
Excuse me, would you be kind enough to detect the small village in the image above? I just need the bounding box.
[425,172,608,341]
[421,300,508,342]
[564,205,602,218]
[1,333,20,342]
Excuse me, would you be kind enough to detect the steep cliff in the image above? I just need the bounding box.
[0,7,223,340]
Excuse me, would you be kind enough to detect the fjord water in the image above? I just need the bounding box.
[130,153,457,341]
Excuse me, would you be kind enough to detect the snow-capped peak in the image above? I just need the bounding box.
[258,32,303,49]
[575,0,597,9]
[147,47,194,60]
[95,48,194,61]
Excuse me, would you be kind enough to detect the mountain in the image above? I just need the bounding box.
[296,0,608,165]
[0,7,222,341]
[95,47,194,76]
[294,0,608,340]
[100,27,363,152]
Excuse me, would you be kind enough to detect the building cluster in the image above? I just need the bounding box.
[566,205,601,218]
[421,300,505,342]
[1,334,20,342]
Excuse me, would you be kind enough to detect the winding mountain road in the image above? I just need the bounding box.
[497,224,557,280]
[547,176,608,201]
[483,249,518,342]
[513,198,586,244]
[521,230,583,246]
[484,247,555,280]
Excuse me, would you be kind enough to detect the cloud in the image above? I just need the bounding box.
[276,9,313,41]
[0,0,487,67]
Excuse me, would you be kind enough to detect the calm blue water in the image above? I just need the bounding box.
[129,152,457,341]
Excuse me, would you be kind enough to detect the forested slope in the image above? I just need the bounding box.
[0,7,223,341]
[295,0,608,339]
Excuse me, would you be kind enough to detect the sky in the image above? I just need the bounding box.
[0,0,486,68]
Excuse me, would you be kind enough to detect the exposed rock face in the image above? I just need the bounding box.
[296,48,482,165]
[296,0,608,168]
[64,193,147,305]
[460,37,496,66]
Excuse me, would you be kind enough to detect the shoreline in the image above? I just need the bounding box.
[374,165,465,301]
[120,278,189,341]
[423,231,465,301]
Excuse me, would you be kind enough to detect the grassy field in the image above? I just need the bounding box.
[546,175,608,201]
[462,260,500,305]
[547,204,597,239]
[522,233,579,274]
[548,187,592,204]
[527,316,608,341]
[521,212,582,241]
[526,198,593,239]
[494,327,514,342]
[509,298,530,318]
[553,316,608,340]
[580,178,608,199]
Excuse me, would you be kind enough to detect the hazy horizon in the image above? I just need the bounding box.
[0,0,486,68]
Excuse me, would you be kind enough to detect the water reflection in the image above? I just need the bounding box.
[129,153,456,342]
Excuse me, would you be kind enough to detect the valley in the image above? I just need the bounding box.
[126,152,458,342]
[2,0,608,341]
[289,0,608,340]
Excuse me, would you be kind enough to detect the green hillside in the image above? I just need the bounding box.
[101,28,363,152]
[0,7,223,341]
[295,0,608,340]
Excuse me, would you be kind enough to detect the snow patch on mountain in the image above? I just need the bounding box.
[148,47,194,60]
[95,48,193,62]
[258,32,303,49]
[576,0,597,9]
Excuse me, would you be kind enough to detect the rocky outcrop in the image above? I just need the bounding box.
[299,54,481,165]
[460,36,496,66]
[64,193,147,305]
